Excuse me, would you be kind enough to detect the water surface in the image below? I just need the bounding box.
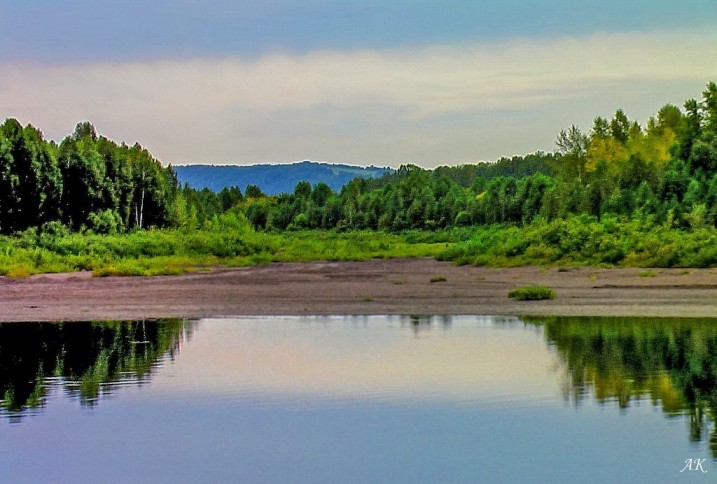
[1,316,715,483]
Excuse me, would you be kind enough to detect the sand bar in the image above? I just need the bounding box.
[2,258,717,321]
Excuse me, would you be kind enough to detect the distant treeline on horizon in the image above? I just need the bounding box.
[173,161,391,195]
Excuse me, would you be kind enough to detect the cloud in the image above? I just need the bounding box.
[0,29,715,166]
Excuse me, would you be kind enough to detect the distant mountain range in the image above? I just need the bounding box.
[173,161,392,195]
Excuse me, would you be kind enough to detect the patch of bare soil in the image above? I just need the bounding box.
[2,259,717,322]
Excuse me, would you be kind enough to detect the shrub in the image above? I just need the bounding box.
[87,209,122,234]
[508,285,556,301]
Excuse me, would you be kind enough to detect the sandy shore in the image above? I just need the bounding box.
[2,258,717,322]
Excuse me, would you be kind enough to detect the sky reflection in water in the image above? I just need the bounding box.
[1,315,715,483]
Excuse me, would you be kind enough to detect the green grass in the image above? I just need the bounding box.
[0,221,449,277]
[508,285,557,301]
[430,276,447,283]
[271,230,444,262]
[7,213,717,278]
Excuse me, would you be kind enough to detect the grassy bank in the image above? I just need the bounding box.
[439,214,717,268]
[0,214,447,277]
[5,212,717,278]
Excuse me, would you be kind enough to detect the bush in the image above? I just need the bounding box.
[87,210,122,234]
[508,285,556,301]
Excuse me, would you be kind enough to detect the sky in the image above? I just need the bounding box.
[1,1,716,168]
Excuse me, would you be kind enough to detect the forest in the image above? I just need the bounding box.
[232,83,714,233]
[0,82,716,275]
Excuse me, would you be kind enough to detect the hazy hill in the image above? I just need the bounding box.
[174,161,392,195]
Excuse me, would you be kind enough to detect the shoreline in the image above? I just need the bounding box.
[2,258,717,322]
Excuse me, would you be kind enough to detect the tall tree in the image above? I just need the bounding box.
[556,125,588,181]
[0,119,62,232]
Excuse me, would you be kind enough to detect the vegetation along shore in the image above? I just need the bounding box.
[1,82,717,279]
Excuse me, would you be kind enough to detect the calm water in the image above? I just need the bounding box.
[1,316,716,483]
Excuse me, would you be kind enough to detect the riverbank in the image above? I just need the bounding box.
[3,258,717,321]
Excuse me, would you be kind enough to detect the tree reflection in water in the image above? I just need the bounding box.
[402,314,453,336]
[4,315,717,458]
[527,316,717,458]
[0,319,193,419]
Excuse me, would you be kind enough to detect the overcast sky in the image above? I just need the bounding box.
[1,1,716,168]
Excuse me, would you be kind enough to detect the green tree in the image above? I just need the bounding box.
[610,109,630,144]
[245,184,264,198]
[58,125,106,229]
[0,120,62,232]
[218,186,243,211]
[556,125,589,181]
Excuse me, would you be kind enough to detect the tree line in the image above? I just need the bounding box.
[0,120,177,234]
[231,82,717,232]
[2,81,716,235]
